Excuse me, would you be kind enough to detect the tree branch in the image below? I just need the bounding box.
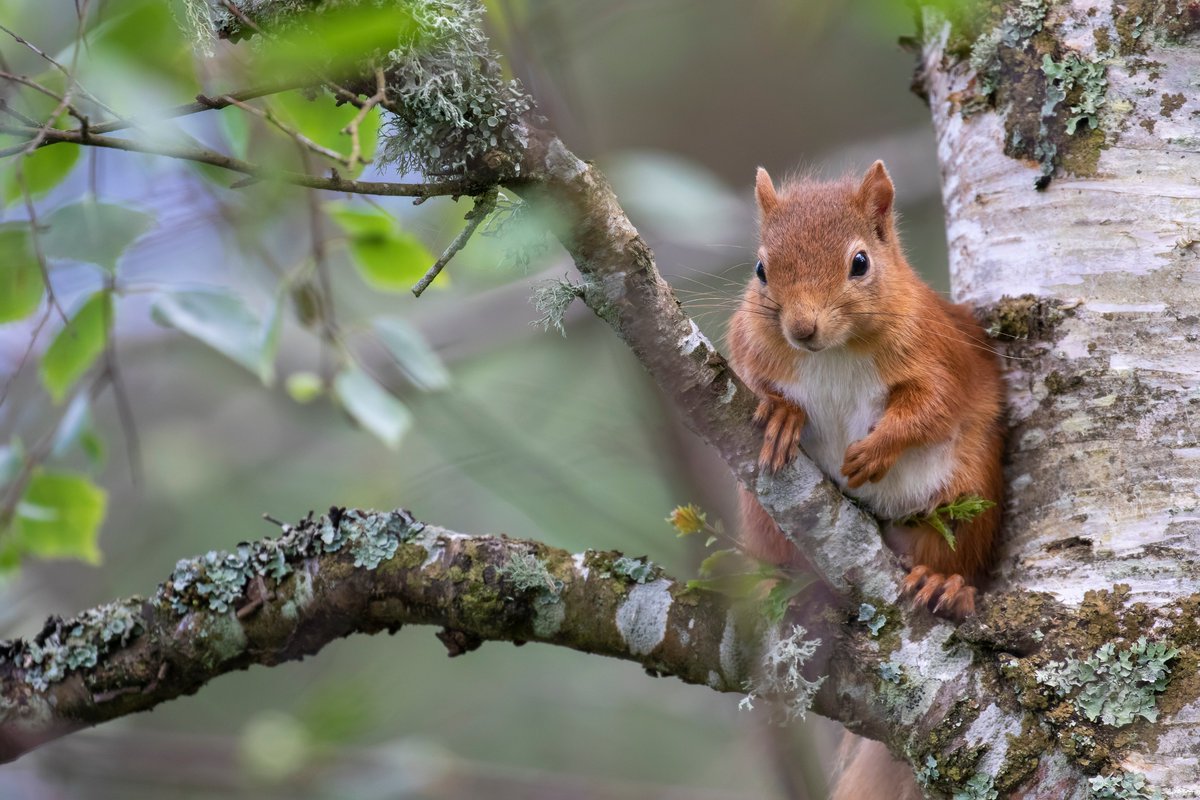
[0,124,474,197]
[0,509,752,763]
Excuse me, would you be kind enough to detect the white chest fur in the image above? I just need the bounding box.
[776,348,956,519]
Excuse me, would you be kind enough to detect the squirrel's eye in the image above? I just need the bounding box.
[850,251,870,278]
[755,260,767,284]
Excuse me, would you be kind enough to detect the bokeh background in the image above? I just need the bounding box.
[0,1,948,797]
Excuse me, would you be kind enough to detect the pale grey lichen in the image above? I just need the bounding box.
[914,754,941,788]
[499,552,559,596]
[1042,52,1108,136]
[378,0,536,178]
[610,555,658,585]
[741,625,825,723]
[4,601,144,692]
[530,278,585,337]
[879,659,904,684]
[952,772,999,800]
[1036,637,1178,727]
[164,509,424,614]
[857,602,887,636]
[1089,771,1163,800]
[969,0,1046,97]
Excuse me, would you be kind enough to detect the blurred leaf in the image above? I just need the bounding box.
[42,201,154,273]
[40,291,112,404]
[285,371,324,404]
[329,205,435,292]
[697,548,742,579]
[334,367,412,449]
[762,575,813,624]
[252,5,418,80]
[372,317,451,391]
[152,290,280,385]
[685,573,768,598]
[1,142,81,207]
[14,470,106,564]
[85,0,199,93]
[240,711,312,782]
[219,107,251,160]
[272,90,381,169]
[0,226,44,323]
[51,392,106,467]
[0,438,24,486]
[602,151,744,244]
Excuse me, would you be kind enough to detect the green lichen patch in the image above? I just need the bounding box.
[995,716,1053,793]
[161,509,425,615]
[1114,0,1200,54]
[1036,637,1179,727]
[1089,770,1164,800]
[610,555,659,585]
[0,600,144,692]
[952,772,999,800]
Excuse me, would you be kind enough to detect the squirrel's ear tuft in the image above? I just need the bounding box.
[755,167,779,215]
[858,160,895,239]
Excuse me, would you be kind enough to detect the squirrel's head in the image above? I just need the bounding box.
[749,161,903,353]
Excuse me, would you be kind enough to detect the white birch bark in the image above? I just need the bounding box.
[922,2,1200,794]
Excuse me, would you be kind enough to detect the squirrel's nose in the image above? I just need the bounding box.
[789,319,817,343]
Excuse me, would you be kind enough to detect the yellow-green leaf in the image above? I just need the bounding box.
[0,226,44,323]
[40,292,112,403]
[14,470,106,564]
[285,372,324,404]
[329,206,435,293]
[1,143,81,207]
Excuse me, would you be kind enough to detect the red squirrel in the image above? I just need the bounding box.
[727,161,1005,618]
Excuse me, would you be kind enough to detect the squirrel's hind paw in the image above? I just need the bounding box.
[903,566,976,620]
[754,395,806,473]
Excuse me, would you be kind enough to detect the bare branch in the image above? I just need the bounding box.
[0,123,473,198]
[412,186,500,296]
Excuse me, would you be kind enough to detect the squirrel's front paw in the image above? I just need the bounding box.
[840,436,899,489]
[754,394,806,473]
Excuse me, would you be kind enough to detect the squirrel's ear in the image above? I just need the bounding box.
[755,167,779,215]
[858,160,895,239]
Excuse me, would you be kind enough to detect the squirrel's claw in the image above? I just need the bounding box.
[754,394,806,473]
[840,436,899,489]
[903,566,976,619]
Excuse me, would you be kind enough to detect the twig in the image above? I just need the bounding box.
[0,123,472,198]
[209,92,351,165]
[343,67,386,171]
[16,166,67,324]
[0,21,116,118]
[83,83,305,137]
[412,187,500,296]
[101,275,142,487]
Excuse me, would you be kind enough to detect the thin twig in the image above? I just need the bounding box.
[343,67,386,171]
[412,187,500,297]
[102,275,142,486]
[0,123,472,198]
[83,83,305,137]
[0,21,116,118]
[212,93,350,166]
[16,166,67,324]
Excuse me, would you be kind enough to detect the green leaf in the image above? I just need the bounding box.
[14,470,106,564]
[51,393,105,467]
[42,201,153,273]
[252,5,418,81]
[372,317,451,391]
[0,438,25,486]
[697,548,742,579]
[1,143,81,206]
[762,576,813,624]
[685,573,769,599]
[285,371,324,404]
[40,292,112,403]
[152,290,280,384]
[329,206,435,293]
[0,226,44,323]
[272,90,381,169]
[333,367,412,449]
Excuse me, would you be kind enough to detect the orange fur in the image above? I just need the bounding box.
[727,162,1005,617]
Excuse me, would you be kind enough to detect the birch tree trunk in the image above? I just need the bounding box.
[918,1,1200,795]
